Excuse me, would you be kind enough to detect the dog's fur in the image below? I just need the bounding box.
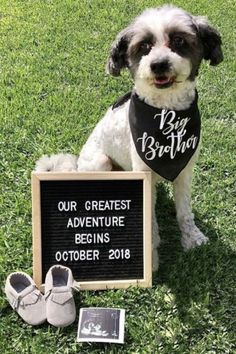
[36,5,223,271]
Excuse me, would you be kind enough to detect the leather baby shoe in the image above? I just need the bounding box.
[5,271,46,325]
[44,265,79,327]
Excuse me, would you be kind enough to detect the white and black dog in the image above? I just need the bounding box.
[36,5,223,270]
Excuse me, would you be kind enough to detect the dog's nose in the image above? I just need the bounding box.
[150,60,170,74]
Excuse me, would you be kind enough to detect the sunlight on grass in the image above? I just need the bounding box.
[0,0,235,353]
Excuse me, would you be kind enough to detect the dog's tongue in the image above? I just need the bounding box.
[154,76,171,85]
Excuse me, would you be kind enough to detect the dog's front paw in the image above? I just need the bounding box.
[181,226,209,251]
[35,153,77,172]
[77,153,113,171]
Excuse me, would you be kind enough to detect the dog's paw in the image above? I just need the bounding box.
[77,153,113,171]
[35,153,77,172]
[181,226,209,251]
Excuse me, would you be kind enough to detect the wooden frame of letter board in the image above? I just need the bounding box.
[32,171,152,291]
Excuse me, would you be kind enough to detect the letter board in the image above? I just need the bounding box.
[32,172,152,290]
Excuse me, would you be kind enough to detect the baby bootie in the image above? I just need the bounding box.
[5,271,46,325]
[45,265,79,327]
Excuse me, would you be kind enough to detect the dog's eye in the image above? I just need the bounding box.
[139,41,153,55]
[172,36,185,47]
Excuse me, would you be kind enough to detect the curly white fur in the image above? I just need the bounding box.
[36,5,223,271]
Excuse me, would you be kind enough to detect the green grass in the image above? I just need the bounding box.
[0,0,235,353]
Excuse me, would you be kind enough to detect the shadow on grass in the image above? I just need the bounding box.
[153,183,236,336]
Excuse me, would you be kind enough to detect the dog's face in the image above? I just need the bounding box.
[107,5,223,94]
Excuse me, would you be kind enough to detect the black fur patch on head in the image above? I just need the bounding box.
[127,32,156,76]
[107,29,132,76]
[200,26,223,65]
[168,29,205,80]
[194,17,223,66]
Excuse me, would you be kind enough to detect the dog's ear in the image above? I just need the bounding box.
[107,28,132,76]
[194,16,223,66]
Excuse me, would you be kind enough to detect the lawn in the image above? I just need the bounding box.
[0,0,235,353]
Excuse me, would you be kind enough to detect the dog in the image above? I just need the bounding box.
[36,5,223,271]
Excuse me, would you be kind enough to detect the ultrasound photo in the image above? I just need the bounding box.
[77,308,125,344]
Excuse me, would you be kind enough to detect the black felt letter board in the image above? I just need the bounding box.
[40,179,143,282]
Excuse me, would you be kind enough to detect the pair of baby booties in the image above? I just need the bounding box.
[5,265,79,327]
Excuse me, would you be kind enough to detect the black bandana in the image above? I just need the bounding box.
[113,91,201,181]
[128,91,201,181]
